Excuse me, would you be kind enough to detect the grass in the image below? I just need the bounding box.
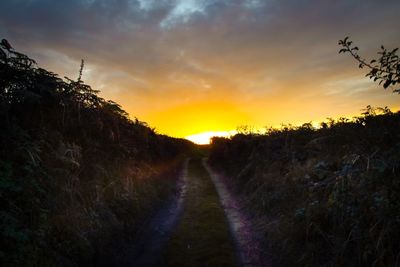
[209,108,400,266]
[160,158,239,267]
[0,39,193,266]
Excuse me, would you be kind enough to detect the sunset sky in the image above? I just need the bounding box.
[1,0,399,143]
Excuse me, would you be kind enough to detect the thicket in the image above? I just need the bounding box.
[209,107,400,266]
[0,39,192,266]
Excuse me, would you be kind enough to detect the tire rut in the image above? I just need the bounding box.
[160,158,239,267]
[123,158,189,267]
[203,158,272,267]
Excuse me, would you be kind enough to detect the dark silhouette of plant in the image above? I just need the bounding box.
[339,37,400,93]
[77,59,84,82]
[209,107,400,266]
[0,39,193,266]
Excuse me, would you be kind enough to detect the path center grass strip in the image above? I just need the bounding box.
[161,158,239,267]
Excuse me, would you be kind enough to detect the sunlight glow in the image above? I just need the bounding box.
[185,131,237,145]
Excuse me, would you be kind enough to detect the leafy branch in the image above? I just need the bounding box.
[338,37,400,93]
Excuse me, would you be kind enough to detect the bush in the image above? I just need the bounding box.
[209,107,400,266]
[0,39,192,266]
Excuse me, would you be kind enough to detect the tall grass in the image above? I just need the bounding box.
[0,40,193,266]
[209,108,400,266]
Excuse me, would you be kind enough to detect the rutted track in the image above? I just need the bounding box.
[123,158,189,267]
[203,158,271,267]
[122,157,270,267]
[160,157,239,267]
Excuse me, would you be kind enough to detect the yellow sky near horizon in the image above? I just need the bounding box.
[100,76,399,142]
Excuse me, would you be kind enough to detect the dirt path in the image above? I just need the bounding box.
[125,157,269,267]
[204,159,271,267]
[122,159,189,267]
[160,158,239,267]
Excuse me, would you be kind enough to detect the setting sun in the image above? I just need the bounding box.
[185,131,236,145]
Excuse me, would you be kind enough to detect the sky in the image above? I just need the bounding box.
[1,0,399,143]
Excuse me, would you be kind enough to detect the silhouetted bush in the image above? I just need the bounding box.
[0,39,192,266]
[209,107,400,266]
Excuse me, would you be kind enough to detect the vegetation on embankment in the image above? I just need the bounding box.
[161,158,239,267]
[209,107,400,266]
[0,40,193,266]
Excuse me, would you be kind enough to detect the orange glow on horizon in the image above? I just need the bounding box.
[128,97,399,139]
[142,100,250,138]
[185,131,237,145]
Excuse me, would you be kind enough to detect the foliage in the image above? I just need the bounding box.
[0,39,192,266]
[209,107,400,266]
[339,37,400,93]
